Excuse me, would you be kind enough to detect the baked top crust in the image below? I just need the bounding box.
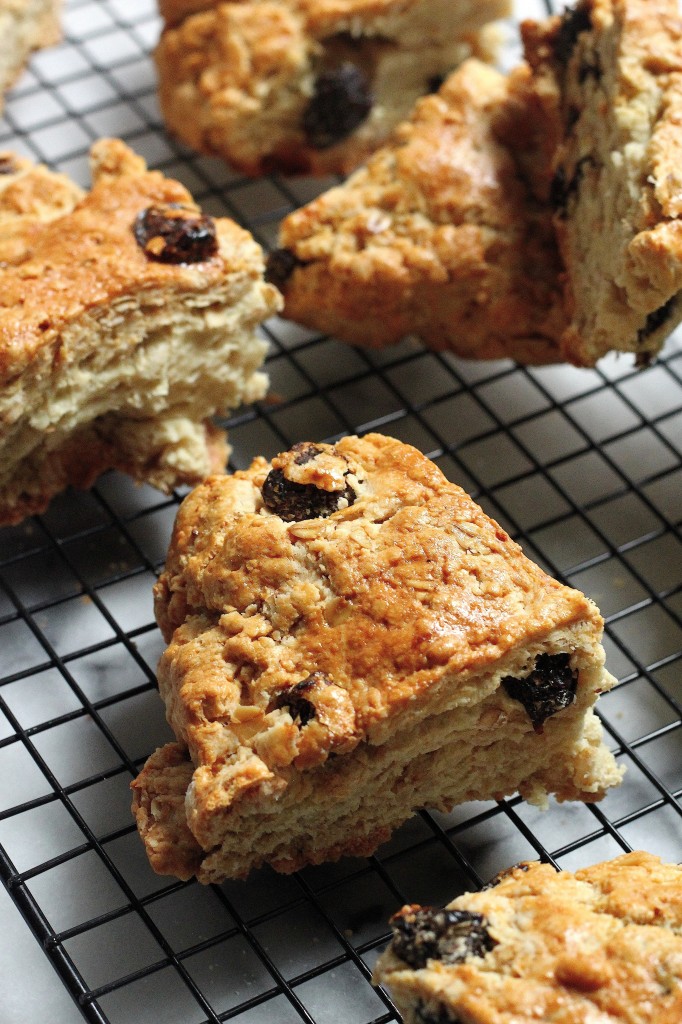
[522,0,682,366]
[269,58,567,361]
[154,433,600,771]
[374,851,682,1023]
[0,138,274,386]
[155,0,510,175]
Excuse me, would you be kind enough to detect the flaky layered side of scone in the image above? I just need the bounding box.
[131,434,622,884]
[523,0,682,367]
[154,0,511,176]
[374,851,682,1024]
[267,58,566,362]
[0,139,281,526]
[0,0,60,111]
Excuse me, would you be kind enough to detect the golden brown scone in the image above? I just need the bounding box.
[154,0,511,176]
[267,58,567,362]
[523,0,682,367]
[131,434,622,884]
[0,139,281,526]
[0,0,60,111]
[374,851,682,1024]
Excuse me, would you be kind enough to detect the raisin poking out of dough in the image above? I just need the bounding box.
[271,671,330,725]
[262,444,357,521]
[502,653,577,731]
[553,2,592,67]
[133,205,218,264]
[390,907,494,970]
[303,63,374,150]
[0,155,17,174]
[265,247,304,290]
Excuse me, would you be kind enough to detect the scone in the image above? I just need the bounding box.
[0,0,60,111]
[523,0,682,367]
[154,0,512,176]
[267,58,566,363]
[374,851,682,1023]
[0,139,281,526]
[131,433,622,884]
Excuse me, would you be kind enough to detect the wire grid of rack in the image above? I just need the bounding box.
[0,0,681,1021]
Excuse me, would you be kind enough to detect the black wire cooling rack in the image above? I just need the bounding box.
[1,0,681,1021]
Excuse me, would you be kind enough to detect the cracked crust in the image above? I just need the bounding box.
[132,433,622,883]
[523,0,682,366]
[374,851,682,1024]
[154,0,511,176]
[0,0,60,111]
[0,138,281,525]
[271,58,566,362]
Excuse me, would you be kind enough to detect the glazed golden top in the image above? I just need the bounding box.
[377,851,682,1023]
[154,433,598,772]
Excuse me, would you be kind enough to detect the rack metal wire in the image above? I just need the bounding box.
[0,0,681,1020]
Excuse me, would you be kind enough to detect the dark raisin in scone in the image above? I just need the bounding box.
[0,138,281,526]
[154,0,511,175]
[374,852,682,1024]
[131,433,622,884]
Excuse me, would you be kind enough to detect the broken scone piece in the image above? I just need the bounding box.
[0,139,281,526]
[374,851,682,1024]
[131,433,622,883]
[0,0,60,112]
[154,0,511,176]
[267,58,567,363]
[524,0,682,367]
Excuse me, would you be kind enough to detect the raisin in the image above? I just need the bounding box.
[390,907,494,970]
[0,155,17,174]
[502,653,577,731]
[262,443,358,522]
[553,2,592,67]
[303,63,373,150]
[133,205,218,264]
[265,247,304,290]
[290,441,323,465]
[271,671,330,725]
[427,73,446,94]
[637,295,678,346]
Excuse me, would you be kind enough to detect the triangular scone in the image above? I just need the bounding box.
[523,0,682,366]
[131,434,622,884]
[0,139,281,526]
[0,0,60,112]
[154,0,511,176]
[373,852,682,1024]
[267,59,567,363]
